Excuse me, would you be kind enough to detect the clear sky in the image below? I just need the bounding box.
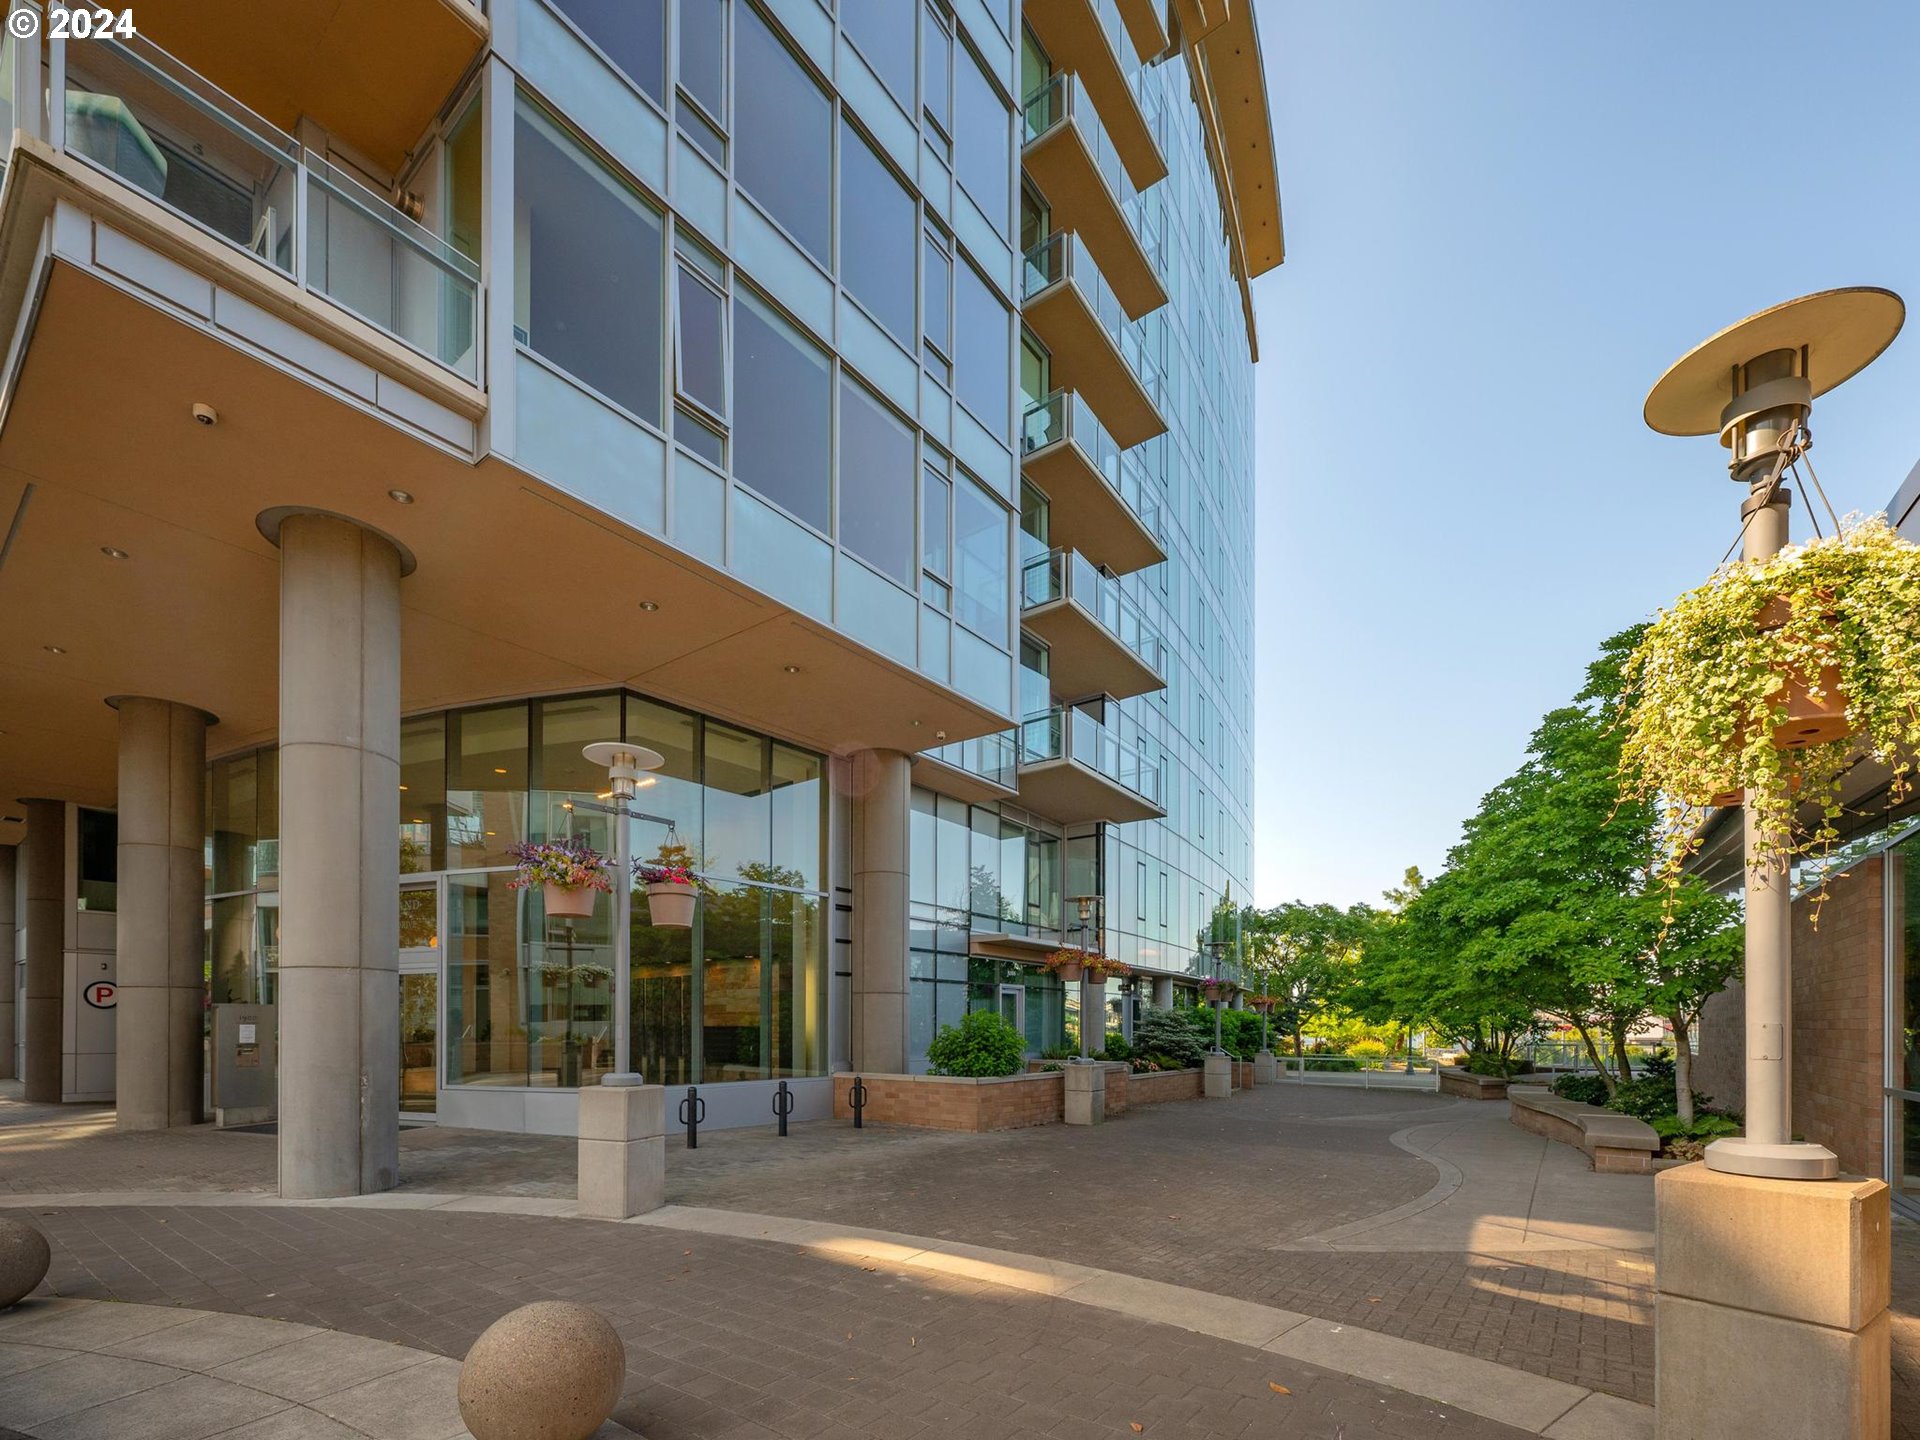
[1246,0,1920,909]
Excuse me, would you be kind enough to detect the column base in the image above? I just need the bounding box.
[1202,1053,1232,1099]
[1064,1062,1106,1125]
[578,1084,666,1219]
[1703,1136,1839,1179]
[1252,1051,1277,1085]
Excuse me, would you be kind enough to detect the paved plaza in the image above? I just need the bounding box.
[0,1080,1912,1438]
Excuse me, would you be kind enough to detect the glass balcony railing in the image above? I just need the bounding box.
[1018,389,1164,544]
[927,730,1019,791]
[1019,706,1161,808]
[1021,548,1166,677]
[45,35,480,381]
[1022,70,1162,258]
[1022,231,1165,410]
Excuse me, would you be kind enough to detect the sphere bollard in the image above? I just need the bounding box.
[0,1217,51,1309]
[457,1301,626,1440]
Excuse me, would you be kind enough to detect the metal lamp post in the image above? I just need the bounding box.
[1205,937,1228,1055]
[1069,893,1098,1061]
[1644,287,1904,1180]
[579,740,672,1086]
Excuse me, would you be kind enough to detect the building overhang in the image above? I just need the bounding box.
[968,932,1063,963]
[1014,756,1164,826]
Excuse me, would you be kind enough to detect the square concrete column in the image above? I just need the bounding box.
[273,512,404,1199]
[1064,1061,1105,1125]
[1655,1164,1890,1438]
[1253,1051,1277,1084]
[577,1084,666,1217]
[1202,1052,1232,1099]
[112,697,209,1130]
[850,749,910,1075]
[20,797,63,1103]
[0,843,14,1081]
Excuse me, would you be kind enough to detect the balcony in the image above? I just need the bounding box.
[1173,0,1231,43]
[40,35,481,384]
[1022,233,1166,449]
[913,731,1020,805]
[1023,0,1166,192]
[1021,73,1164,320]
[1015,706,1163,825]
[1111,0,1170,63]
[1021,549,1165,702]
[1019,391,1165,576]
[132,0,487,177]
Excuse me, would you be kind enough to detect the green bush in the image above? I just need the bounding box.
[1133,1006,1205,1070]
[1096,1031,1132,1062]
[1652,1112,1740,1141]
[1552,1073,1610,1106]
[1307,1055,1361,1072]
[1347,1039,1388,1061]
[1462,1050,1533,1078]
[926,1010,1026,1077]
[1606,1075,1712,1122]
[1640,1050,1677,1083]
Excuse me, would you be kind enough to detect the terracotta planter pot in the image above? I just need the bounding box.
[645,880,697,928]
[1203,984,1222,1004]
[1756,595,1850,749]
[543,883,597,919]
[1056,961,1085,984]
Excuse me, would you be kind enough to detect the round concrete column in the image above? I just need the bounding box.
[1151,976,1173,1010]
[0,843,15,1081]
[20,798,63,1104]
[850,749,910,1075]
[274,513,403,1199]
[112,698,209,1130]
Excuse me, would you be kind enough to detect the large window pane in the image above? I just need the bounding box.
[701,884,824,1082]
[736,5,831,264]
[548,0,664,102]
[445,871,530,1087]
[954,41,1009,232]
[626,696,703,869]
[632,905,694,1086]
[679,0,726,121]
[528,873,614,1087]
[922,5,950,134]
[399,715,446,875]
[922,465,950,579]
[676,265,727,418]
[839,376,915,586]
[735,287,831,532]
[842,0,915,107]
[514,98,664,424]
[704,722,769,883]
[532,692,622,852]
[210,753,259,894]
[954,259,1009,440]
[954,474,1010,642]
[923,233,950,362]
[447,703,529,869]
[839,121,916,343]
[770,744,824,892]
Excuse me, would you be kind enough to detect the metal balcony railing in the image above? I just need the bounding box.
[1019,706,1161,807]
[1021,548,1166,676]
[1021,231,1165,409]
[927,730,1019,791]
[36,32,481,381]
[1018,388,1164,542]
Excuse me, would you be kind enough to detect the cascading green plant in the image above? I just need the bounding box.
[1619,515,1920,884]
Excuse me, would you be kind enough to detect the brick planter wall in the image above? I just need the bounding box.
[1026,1060,1134,1113]
[832,1071,1064,1131]
[1126,1068,1204,1105]
[1438,1067,1509,1100]
[1231,1060,1253,1089]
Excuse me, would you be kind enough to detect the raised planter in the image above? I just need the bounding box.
[831,1071,1063,1132]
[1438,1066,1512,1100]
[1507,1085,1660,1174]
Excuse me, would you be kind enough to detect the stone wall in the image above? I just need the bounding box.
[1127,1068,1203,1105]
[1692,858,1887,1177]
[831,1071,1064,1132]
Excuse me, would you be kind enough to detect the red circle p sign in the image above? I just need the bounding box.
[83,981,116,1010]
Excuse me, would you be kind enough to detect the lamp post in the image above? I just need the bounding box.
[1205,937,1228,1055]
[1069,893,1099,1061]
[579,740,672,1086]
[1644,288,1904,1180]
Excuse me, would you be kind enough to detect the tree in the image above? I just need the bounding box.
[1242,901,1370,1059]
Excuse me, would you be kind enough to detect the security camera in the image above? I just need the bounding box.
[191,403,218,427]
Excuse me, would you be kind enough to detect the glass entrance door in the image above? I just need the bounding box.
[399,883,440,1117]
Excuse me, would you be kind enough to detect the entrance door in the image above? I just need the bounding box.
[998,984,1025,1047]
[399,883,440,1117]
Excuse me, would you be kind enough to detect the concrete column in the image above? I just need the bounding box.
[0,843,15,1080]
[113,698,209,1130]
[1151,975,1172,1009]
[1063,1061,1105,1125]
[850,749,910,1075]
[1202,1052,1231,1099]
[275,513,402,1199]
[577,1083,666,1217]
[20,798,62,1103]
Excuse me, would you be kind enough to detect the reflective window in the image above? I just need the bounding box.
[923,231,950,373]
[843,0,916,105]
[839,375,915,587]
[954,474,1010,642]
[922,4,950,136]
[702,883,823,1081]
[446,702,529,869]
[210,750,277,894]
[954,39,1009,231]
[514,98,664,424]
[770,744,824,892]
[736,4,831,265]
[399,714,447,875]
[735,287,831,532]
[679,0,726,126]
[921,464,950,580]
[533,692,622,852]
[676,262,727,420]
[954,258,1009,440]
[840,120,916,343]
[704,722,769,884]
[548,0,665,102]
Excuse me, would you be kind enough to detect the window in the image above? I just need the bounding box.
[922,230,950,377]
[675,261,727,419]
[839,375,915,586]
[921,463,950,604]
[954,40,1009,232]
[735,287,831,533]
[842,0,916,107]
[839,120,916,343]
[922,5,951,138]
[954,474,1009,642]
[954,258,1009,440]
[679,0,727,156]
[736,4,831,265]
[548,0,664,104]
[514,97,664,424]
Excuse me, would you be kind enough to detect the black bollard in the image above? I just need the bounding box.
[678,1086,705,1148]
[773,1079,793,1137]
[850,1074,867,1129]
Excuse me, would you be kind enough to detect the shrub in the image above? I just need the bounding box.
[1652,1112,1741,1141]
[926,1010,1026,1077]
[1096,1031,1132,1062]
[1040,1044,1078,1061]
[1606,1076,1712,1122]
[1552,1074,1610,1106]
[1347,1039,1388,1061]
[1462,1050,1532,1078]
[1308,1055,1361,1072]
[1132,1006,1204,1070]
[1640,1050,1677,1083]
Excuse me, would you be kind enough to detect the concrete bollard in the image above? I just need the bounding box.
[0,1217,50,1308]
[458,1301,625,1440]
[1064,1061,1106,1125]
[1253,1051,1277,1085]
[1203,1053,1232,1099]
[577,1083,666,1219]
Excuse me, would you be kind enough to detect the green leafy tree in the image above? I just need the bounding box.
[1241,900,1371,1059]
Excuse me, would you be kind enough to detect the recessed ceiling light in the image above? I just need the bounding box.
[43,645,65,655]
[388,489,414,505]
[100,546,129,560]
[638,600,659,612]
[191,403,217,427]
[783,664,800,675]
[493,767,508,775]
[398,783,409,791]
[910,719,921,727]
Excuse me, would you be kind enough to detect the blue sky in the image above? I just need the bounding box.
[1246,0,1920,907]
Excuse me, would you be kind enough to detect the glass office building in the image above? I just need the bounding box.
[0,0,1280,1166]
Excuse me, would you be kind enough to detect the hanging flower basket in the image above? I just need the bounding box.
[1085,956,1132,983]
[544,883,598,919]
[1042,948,1087,984]
[1202,979,1224,1004]
[635,841,698,929]
[507,838,611,920]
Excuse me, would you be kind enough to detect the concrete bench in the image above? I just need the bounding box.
[1508,1085,1661,1174]
[1437,1066,1510,1100]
